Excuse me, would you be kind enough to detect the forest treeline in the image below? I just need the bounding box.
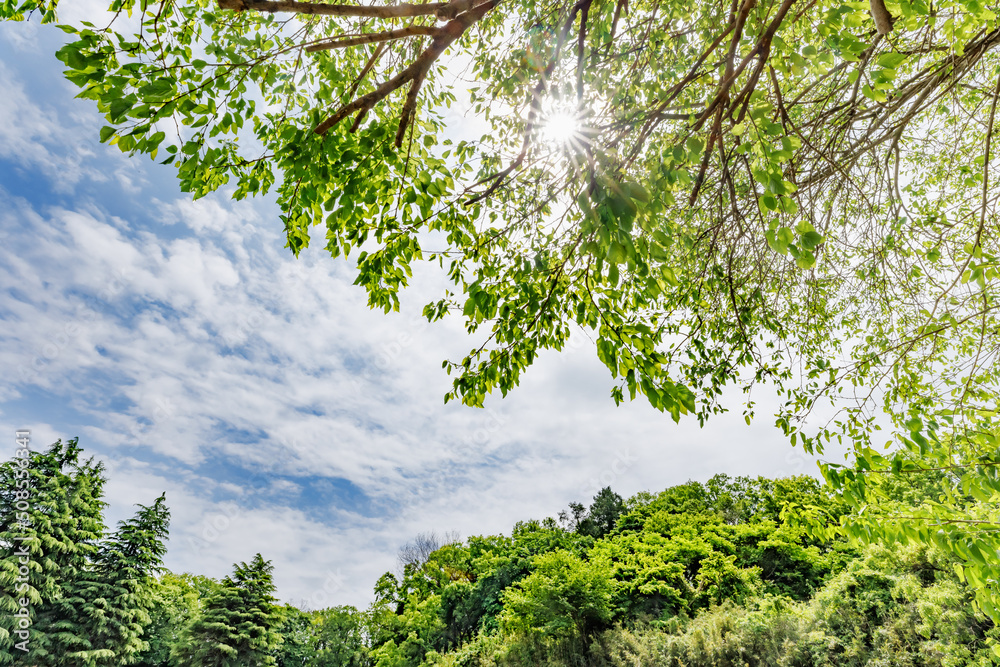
[2,439,998,666]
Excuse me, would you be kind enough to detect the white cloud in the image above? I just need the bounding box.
[0,32,841,609]
[0,62,97,191]
[0,180,829,606]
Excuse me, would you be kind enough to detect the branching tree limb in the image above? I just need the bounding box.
[311,0,502,144]
[305,25,441,53]
[217,0,478,20]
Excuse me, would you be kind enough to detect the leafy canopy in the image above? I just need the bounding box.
[7,0,1000,623]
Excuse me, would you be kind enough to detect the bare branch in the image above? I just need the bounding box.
[218,0,475,20]
[869,0,894,35]
[305,25,441,52]
[312,0,502,141]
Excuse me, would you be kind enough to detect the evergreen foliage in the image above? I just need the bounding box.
[0,439,107,665]
[0,440,170,666]
[171,553,284,667]
[55,495,170,666]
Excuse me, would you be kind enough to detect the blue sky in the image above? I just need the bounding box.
[0,19,828,608]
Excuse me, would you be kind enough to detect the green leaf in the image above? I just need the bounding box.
[800,231,824,250]
[876,52,907,69]
[625,181,650,204]
[767,226,795,254]
[780,197,799,215]
[109,98,131,122]
[607,241,626,264]
[685,135,704,157]
[862,84,886,102]
[795,250,816,269]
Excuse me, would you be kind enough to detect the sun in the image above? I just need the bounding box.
[541,109,585,147]
[538,101,594,153]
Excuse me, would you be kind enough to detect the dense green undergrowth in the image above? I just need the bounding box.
[2,440,998,666]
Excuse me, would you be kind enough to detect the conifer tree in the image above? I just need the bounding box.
[172,553,284,667]
[51,495,171,665]
[0,439,106,665]
[1,440,170,666]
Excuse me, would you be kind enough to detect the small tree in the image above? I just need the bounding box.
[136,573,223,667]
[54,495,171,665]
[396,531,460,573]
[559,487,625,538]
[271,605,311,667]
[500,550,613,643]
[172,553,284,667]
[308,605,369,667]
[585,488,626,538]
[0,439,107,666]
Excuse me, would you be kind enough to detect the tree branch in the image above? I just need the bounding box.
[345,42,386,102]
[312,0,502,142]
[218,0,475,20]
[305,26,441,53]
[869,0,894,35]
[395,69,426,146]
[692,0,802,133]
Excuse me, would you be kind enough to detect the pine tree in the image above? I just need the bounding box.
[172,553,284,667]
[0,440,170,666]
[0,439,106,665]
[53,495,171,665]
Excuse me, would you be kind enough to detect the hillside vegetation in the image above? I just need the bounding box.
[2,441,998,666]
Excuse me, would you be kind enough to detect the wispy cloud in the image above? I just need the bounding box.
[0,25,833,608]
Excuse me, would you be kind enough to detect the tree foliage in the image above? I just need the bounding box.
[5,451,990,666]
[294,474,994,666]
[52,494,170,666]
[559,487,625,539]
[136,572,225,666]
[0,439,169,666]
[6,0,999,421]
[0,439,107,664]
[7,0,1000,624]
[172,553,285,666]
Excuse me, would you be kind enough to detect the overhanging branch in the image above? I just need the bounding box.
[305,25,441,52]
[217,0,477,20]
[311,0,502,145]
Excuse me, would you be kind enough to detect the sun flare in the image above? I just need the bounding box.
[540,109,585,148]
